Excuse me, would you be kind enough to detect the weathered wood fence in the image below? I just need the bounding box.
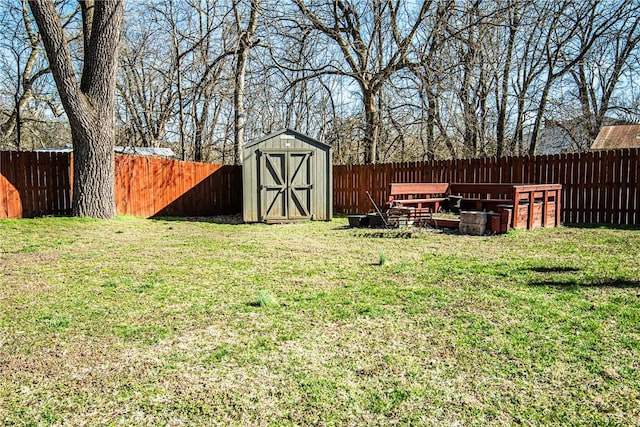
[334,149,640,225]
[0,151,241,219]
[2,149,639,225]
[0,151,72,219]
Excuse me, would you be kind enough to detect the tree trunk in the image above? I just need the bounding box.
[423,101,435,161]
[70,115,116,218]
[169,0,186,161]
[29,0,122,218]
[460,44,477,158]
[233,0,259,165]
[422,86,441,160]
[528,75,553,156]
[363,89,378,164]
[511,91,526,156]
[496,24,517,157]
[193,90,211,162]
[233,52,248,165]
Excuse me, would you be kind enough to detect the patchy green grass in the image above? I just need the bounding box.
[251,289,279,308]
[0,216,639,426]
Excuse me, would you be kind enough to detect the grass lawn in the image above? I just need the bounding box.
[1,216,639,426]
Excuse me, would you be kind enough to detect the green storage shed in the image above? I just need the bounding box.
[242,129,333,223]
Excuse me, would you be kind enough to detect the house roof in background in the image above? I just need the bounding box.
[115,146,175,157]
[35,146,176,158]
[591,125,640,150]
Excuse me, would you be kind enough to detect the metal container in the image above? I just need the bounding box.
[366,212,386,227]
[347,215,367,227]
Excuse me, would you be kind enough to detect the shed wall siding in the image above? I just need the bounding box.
[242,131,332,223]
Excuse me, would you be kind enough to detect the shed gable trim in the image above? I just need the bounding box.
[244,128,330,150]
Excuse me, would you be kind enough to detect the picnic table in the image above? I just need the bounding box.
[386,183,449,226]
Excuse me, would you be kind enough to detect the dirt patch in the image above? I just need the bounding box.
[159,214,244,224]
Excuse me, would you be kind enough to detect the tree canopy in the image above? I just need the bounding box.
[1,0,639,165]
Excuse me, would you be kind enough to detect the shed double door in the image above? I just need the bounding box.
[259,151,312,222]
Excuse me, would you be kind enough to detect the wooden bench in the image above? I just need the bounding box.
[387,183,449,225]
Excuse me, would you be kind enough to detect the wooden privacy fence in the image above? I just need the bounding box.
[0,151,72,218]
[2,149,640,225]
[0,151,241,219]
[114,155,241,217]
[334,149,640,225]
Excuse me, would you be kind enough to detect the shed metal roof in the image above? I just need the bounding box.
[35,145,176,157]
[591,125,640,150]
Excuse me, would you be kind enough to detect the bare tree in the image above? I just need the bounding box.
[0,0,58,150]
[116,4,177,148]
[232,0,260,164]
[527,0,626,155]
[292,0,432,164]
[187,0,233,162]
[106,0,640,164]
[138,0,239,162]
[449,1,494,158]
[409,1,456,159]
[492,0,526,157]
[509,0,548,155]
[569,3,640,144]
[29,0,123,218]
